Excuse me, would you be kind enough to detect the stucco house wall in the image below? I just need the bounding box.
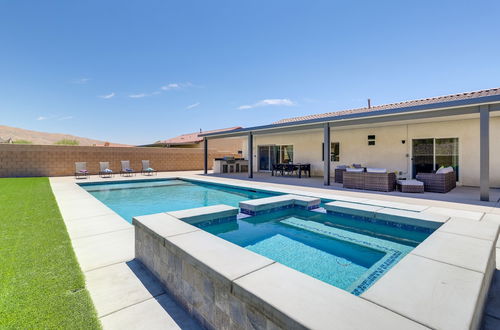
[244,117,499,187]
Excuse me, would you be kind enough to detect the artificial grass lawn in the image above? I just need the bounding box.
[0,177,100,329]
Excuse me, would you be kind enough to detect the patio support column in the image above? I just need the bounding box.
[203,138,208,174]
[248,132,253,178]
[323,123,330,185]
[480,105,490,201]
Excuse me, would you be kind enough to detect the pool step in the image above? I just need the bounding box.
[239,195,320,215]
[167,205,239,227]
[324,201,448,230]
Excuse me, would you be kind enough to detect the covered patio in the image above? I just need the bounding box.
[203,171,500,208]
[202,89,500,202]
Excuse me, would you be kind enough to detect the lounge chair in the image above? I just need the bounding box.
[99,162,114,178]
[141,160,157,176]
[120,160,136,177]
[75,162,89,179]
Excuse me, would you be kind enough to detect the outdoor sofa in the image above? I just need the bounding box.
[343,168,396,192]
[416,167,456,193]
[334,164,362,183]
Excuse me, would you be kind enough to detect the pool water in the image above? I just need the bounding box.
[202,208,431,294]
[80,179,279,222]
[81,178,432,294]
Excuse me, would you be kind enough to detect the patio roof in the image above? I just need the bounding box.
[201,87,500,138]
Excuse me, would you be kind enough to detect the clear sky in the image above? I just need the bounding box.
[1,1,500,145]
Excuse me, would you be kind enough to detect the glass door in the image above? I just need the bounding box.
[412,139,434,176]
[258,145,293,171]
[435,138,459,180]
[258,146,271,171]
[412,138,459,181]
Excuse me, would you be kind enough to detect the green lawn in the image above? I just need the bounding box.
[0,177,100,329]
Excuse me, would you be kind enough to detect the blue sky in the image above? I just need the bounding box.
[1,1,500,145]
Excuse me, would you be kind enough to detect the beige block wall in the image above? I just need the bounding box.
[247,117,500,187]
[169,137,244,153]
[0,144,233,177]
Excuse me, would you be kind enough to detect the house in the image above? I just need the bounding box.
[143,127,244,154]
[201,87,500,201]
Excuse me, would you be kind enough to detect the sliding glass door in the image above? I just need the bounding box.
[412,138,459,180]
[258,145,293,171]
[258,146,274,171]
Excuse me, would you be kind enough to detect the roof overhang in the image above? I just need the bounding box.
[201,95,500,139]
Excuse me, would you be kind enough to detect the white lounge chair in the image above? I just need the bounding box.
[141,160,157,176]
[120,160,136,177]
[75,162,89,179]
[99,162,114,178]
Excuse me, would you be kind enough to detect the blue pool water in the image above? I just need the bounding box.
[202,208,430,294]
[80,179,279,222]
[80,179,432,294]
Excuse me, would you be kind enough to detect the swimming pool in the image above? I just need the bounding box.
[81,178,434,294]
[80,179,280,222]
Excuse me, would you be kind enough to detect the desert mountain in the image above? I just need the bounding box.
[0,125,130,146]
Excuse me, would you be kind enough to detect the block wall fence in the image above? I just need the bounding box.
[0,144,231,177]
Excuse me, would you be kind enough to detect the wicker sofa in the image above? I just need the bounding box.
[343,171,396,192]
[415,171,456,193]
[334,168,346,183]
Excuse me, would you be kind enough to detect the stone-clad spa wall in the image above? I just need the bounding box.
[134,219,288,330]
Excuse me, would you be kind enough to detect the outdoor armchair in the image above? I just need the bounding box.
[416,169,456,193]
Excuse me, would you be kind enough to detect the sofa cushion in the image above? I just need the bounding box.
[436,166,454,174]
[398,179,424,186]
[367,168,387,173]
[346,168,364,173]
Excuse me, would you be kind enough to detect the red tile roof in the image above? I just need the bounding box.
[157,127,242,145]
[273,87,500,124]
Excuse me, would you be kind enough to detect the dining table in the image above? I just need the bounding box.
[271,163,311,178]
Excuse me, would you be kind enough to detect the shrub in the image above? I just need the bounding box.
[13,139,32,144]
[54,139,79,146]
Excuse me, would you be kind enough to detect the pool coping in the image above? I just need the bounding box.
[49,172,500,329]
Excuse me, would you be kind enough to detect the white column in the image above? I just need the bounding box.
[248,132,253,178]
[480,105,490,201]
[323,123,330,185]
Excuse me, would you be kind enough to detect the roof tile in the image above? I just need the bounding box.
[273,87,500,124]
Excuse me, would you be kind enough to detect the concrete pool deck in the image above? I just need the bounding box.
[49,170,500,329]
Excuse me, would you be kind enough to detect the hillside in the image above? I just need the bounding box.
[0,125,130,147]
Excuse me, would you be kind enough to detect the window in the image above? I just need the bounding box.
[322,142,340,162]
[279,145,294,163]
